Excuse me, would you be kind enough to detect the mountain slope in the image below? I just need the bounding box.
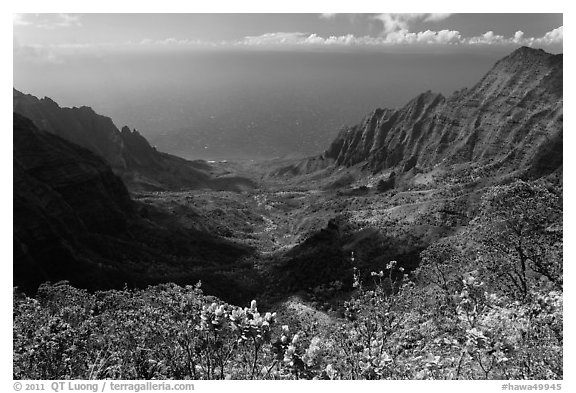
[261,47,563,296]
[14,112,134,290]
[13,89,257,192]
[314,47,562,178]
[13,112,259,303]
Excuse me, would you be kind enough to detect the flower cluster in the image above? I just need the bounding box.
[229,300,276,344]
[200,302,228,331]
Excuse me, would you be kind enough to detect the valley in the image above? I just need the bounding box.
[12,44,564,380]
[11,6,568,380]
[132,158,486,300]
[13,46,563,310]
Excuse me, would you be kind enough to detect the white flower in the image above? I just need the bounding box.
[380,351,393,363]
[325,364,337,379]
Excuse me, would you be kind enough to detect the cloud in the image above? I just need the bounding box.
[373,13,452,35]
[237,30,461,47]
[373,14,415,35]
[138,37,214,46]
[237,32,375,47]
[13,40,63,64]
[54,14,82,28]
[423,13,452,22]
[367,14,561,50]
[468,31,506,45]
[466,26,562,47]
[384,29,462,45]
[14,25,563,64]
[534,26,563,44]
[219,30,427,48]
[236,26,562,49]
[13,14,32,26]
[240,32,311,46]
[13,13,82,29]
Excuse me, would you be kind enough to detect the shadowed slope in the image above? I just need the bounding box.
[13,90,257,192]
[13,113,259,303]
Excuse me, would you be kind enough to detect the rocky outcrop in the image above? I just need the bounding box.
[323,47,562,178]
[120,126,161,168]
[14,113,134,233]
[13,92,128,169]
[13,90,257,191]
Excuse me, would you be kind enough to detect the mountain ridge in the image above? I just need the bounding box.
[276,46,562,180]
[13,112,260,302]
[13,89,258,192]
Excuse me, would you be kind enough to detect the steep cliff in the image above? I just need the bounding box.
[323,47,562,178]
[13,90,257,191]
[14,113,134,291]
[13,93,129,169]
[13,113,258,302]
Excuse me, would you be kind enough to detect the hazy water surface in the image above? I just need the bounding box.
[15,50,507,159]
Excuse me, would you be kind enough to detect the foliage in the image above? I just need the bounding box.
[13,180,562,380]
[377,172,396,193]
[470,180,562,298]
[14,283,288,380]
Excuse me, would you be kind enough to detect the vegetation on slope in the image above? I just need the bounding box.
[14,180,562,380]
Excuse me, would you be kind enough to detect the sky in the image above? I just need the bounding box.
[12,13,564,159]
[14,13,563,54]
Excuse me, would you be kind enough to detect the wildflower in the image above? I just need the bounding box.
[284,345,296,363]
[304,337,323,366]
[380,351,393,363]
[214,305,225,317]
[325,364,337,380]
[424,353,440,366]
[230,308,246,322]
[386,260,398,270]
[263,312,276,323]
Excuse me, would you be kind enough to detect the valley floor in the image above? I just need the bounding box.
[14,158,563,380]
[133,159,478,258]
[130,159,484,317]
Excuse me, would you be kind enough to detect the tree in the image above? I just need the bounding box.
[471,180,562,298]
[377,172,396,193]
